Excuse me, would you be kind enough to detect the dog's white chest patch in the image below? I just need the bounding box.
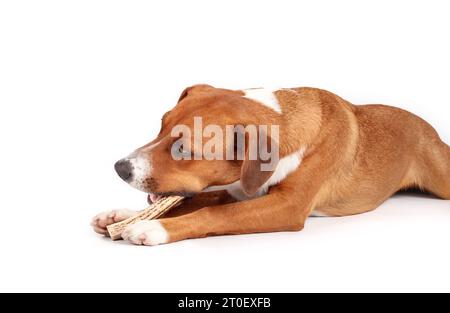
[205,147,307,201]
[243,88,282,113]
[254,147,306,198]
[263,147,306,188]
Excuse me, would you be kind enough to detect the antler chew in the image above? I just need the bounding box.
[107,196,184,240]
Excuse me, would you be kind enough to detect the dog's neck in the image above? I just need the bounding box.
[238,87,323,157]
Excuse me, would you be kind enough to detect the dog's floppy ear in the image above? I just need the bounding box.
[178,84,214,103]
[240,129,279,196]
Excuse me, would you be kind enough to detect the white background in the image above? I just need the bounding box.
[0,0,449,292]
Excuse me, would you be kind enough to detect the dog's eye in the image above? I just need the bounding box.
[178,145,190,156]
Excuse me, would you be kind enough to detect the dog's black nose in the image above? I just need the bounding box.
[114,159,133,182]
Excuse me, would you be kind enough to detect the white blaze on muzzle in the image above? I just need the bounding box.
[117,141,161,193]
[127,156,152,191]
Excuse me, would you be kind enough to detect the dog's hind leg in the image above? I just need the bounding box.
[416,140,450,200]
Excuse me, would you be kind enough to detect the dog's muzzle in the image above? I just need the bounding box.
[115,157,160,201]
[115,158,163,203]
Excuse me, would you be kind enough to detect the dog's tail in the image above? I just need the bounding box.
[418,138,450,200]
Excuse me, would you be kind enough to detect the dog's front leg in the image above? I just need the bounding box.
[121,147,333,245]
[121,190,312,246]
[91,190,235,237]
[161,190,237,218]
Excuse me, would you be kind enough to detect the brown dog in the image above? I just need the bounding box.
[91,85,450,246]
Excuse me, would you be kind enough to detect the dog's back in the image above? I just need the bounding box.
[313,92,450,216]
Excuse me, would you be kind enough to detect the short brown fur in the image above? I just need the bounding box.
[96,85,450,243]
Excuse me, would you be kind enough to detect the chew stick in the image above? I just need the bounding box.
[107,196,184,240]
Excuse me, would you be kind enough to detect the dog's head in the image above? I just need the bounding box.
[115,85,281,201]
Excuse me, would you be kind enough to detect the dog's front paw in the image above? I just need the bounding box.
[91,209,137,236]
[122,220,168,246]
